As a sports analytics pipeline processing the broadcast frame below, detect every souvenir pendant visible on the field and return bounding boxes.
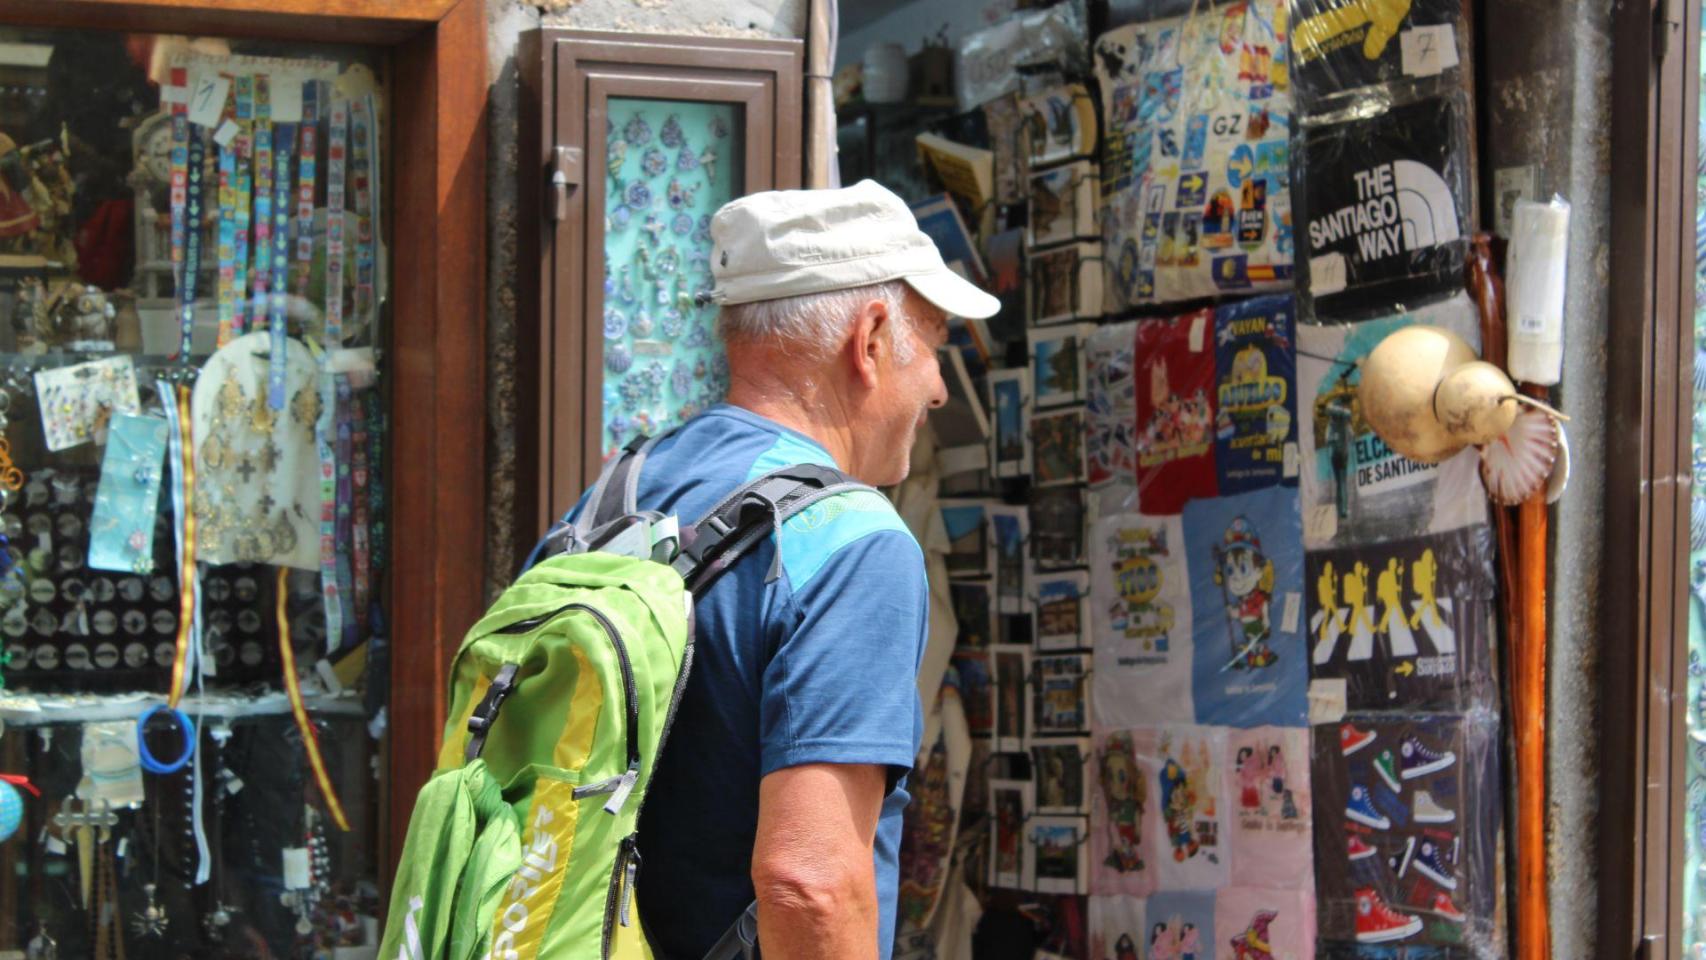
[623,113,652,147]
[660,307,685,341]
[672,212,694,237]
[607,204,632,233]
[607,139,628,181]
[631,311,654,339]
[605,341,634,375]
[708,114,729,139]
[642,146,668,178]
[656,245,680,275]
[203,903,237,942]
[618,266,636,304]
[603,308,628,340]
[131,882,168,938]
[624,180,652,211]
[660,114,685,149]
[291,386,323,427]
[643,214,667,244]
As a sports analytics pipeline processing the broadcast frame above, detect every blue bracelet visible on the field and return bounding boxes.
[136,705,196,775]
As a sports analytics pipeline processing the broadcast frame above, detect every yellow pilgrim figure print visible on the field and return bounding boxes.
[1374,557,1405,636]
[1343,561,1373,638]
[1409,548,1441,630]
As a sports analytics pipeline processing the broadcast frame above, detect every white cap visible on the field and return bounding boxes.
[708,179,1001,320]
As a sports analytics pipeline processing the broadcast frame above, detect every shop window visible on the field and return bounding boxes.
[0,27,391,956]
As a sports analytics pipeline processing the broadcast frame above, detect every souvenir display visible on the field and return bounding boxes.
[940,499,991,577]
[33,356,141,452]
[1290,0,1469,111]
[1136,310,1219,515]
[990,778,1037,889]
[989,505,1028,614]
[913,195,988,284]
[1031,815,1093,894]
[1142,891,1217,960]
[1030,485,1087,571]
[1306,525,1498,713]
[1296,295,1488,548]
[1032,736,1093,815]
[984,227,1027,340]
[1149,725,1231,891]
[1296,94,1472,318]
[1032,407,1089,487]
[1031,323,1094,408]
[1019,84,1098,168]
[1213,294,1297,494]
[1029,243,1104,326]
[87,413,169,575]
[1182,487,1308,727]
[600,99,735,454]
[950,648,996,736]
[1225,726,1313,890]
[1094,0,1295,310]
[1089,726,1162,897]
[1312,715,1500,954]
[993,645,1030,751]
[1092,513,1194,726]
[1034,570,1090,651]
[950,580,995,649]
[896,687,972,935]
[1213,887,1316,960]
[1087,895,1147,960]
[1028,161,1099,248]
[990,368,1032,477]
[1085,320,1138,490]
[956,6,1089,111]
[1031,652,1091,736]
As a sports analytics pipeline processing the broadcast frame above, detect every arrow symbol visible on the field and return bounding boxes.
[1394,661,1415,677]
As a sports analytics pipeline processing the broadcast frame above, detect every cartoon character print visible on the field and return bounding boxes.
[1213,516,1277,669]
[1099,732,1147,873]
[1139,359,1215,467]
[1234,740,1299,819]
[1148,919,1203,960]
[1109,527,1175,648]
[1229,910,1279,960]
[1160,755,1199,863]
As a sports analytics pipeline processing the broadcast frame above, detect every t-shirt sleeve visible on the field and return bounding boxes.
[759,528,929,783]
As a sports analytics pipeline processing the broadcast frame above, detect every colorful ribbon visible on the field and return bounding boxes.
[252,75,275,335]
[275,566,350,831]
[268,117,293,411]
[232,76,253,338]
[164,383,198,709]
[325,97,347,347]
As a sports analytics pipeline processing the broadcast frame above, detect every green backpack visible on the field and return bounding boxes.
[379,436,870,960]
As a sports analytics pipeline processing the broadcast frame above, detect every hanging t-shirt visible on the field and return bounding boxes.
[1087,320,1140,490]
[1224,726,1313,891]
[1183,487,1308,727]
[1136,311,1220,515]
[1296,294,1487,548]
[1291,0,1468,111]
[1305,524,1498,712]
[1089,726,1163,898]
[1143,890,1217,958]
[1151,725,1231,891]
[1212,294,1297,494]
[1297,94,1471,318]
[1092,513,1195,726]
[1311,714,1500,951]
[1088,895,1147,960]
[1214,887,1317,960]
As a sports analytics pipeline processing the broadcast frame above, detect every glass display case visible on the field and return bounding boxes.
[0,13,472,954]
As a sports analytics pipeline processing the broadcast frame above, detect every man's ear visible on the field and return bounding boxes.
[846,296,887,389]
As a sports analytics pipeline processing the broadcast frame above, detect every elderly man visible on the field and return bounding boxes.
[590,180,999,958]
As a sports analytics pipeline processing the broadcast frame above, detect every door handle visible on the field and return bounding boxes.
[550,146,583,221]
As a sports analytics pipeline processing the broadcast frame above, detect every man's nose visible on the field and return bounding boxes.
[927,370,948,409]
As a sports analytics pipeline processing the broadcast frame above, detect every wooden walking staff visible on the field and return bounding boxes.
[1468,234,1550,958]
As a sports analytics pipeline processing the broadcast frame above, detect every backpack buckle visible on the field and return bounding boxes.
[464,662,521,764]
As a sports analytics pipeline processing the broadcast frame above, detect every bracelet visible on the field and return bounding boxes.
[136,705,196,775]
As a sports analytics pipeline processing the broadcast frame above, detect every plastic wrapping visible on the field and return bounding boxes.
[1225,726,1314,890]
[1089,727,1164,897]
[1136,311,1219,515]
[1505,196,1571,386]
[1290,0,1469,113]
[1086,320,1139,489]
[1182,486,1308,726]
[87,412,170,575]
[1296,294,1489,549]
[1213,294,1299,494]
[1295,94,1472,319]
[955,2,1089,112]
[1312,714,1502,956]
[1031,485,1088,571]
[1093,0,1296,310]
[1306,524,1499,713]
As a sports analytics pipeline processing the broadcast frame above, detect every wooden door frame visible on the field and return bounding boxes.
[515,29,802,559]
[1602,0,1698,955]
[0,0,489,880]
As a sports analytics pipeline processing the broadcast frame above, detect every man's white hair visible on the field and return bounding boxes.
[716,280,917,364]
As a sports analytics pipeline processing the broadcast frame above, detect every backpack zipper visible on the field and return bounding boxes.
[601,834,641,959]
[493,603,643,809]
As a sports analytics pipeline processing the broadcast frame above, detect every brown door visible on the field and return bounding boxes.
[517,30,803,554]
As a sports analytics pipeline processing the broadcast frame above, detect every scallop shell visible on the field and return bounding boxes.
[605,342,634,375]
[1478,408,1559,506]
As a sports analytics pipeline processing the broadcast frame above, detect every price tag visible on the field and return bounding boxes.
[44,833,66,856]
[1308,679,1348,724]
[161,84,189,106]
[270,75,305,123]
[213,119,240,148]
[1282,441,1300,478]
[1188,312,1208,352]
[1400,25,1459,78]
[1310,253,1348,296]
[1282,591,1301,633]
[282,846,311,889]
[187,72,231,129]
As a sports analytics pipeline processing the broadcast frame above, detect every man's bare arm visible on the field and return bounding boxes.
[751,763,887,959]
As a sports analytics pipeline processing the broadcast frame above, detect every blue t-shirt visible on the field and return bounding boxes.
[558,405,928,959]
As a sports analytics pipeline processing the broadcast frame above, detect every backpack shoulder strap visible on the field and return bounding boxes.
[671,463,875,597]
[573,431,669,540]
